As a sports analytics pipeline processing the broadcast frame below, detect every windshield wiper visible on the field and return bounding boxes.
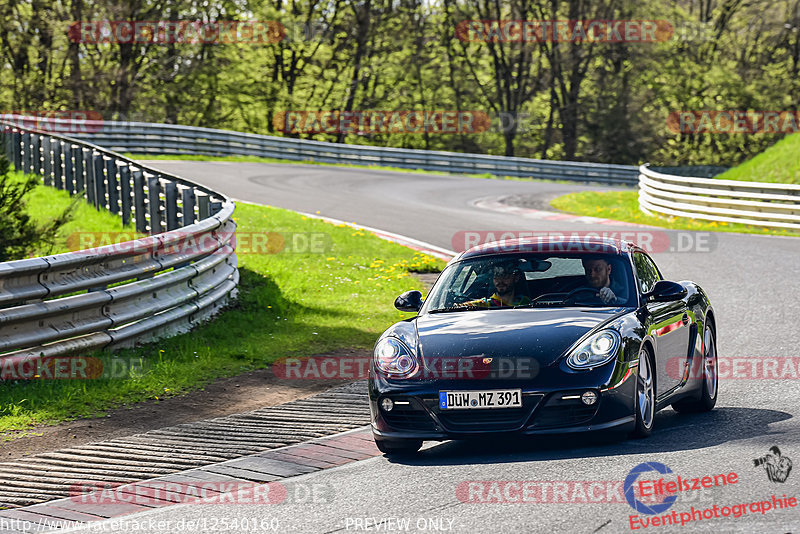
[513,301,565,308]
[429,305,501,313]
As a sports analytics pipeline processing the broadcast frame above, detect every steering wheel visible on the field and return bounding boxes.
[564,287,603,303]
[445,289,473,307]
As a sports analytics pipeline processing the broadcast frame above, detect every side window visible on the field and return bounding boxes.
[633,253,661,294]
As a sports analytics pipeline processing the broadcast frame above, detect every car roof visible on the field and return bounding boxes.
[456,236,641,261]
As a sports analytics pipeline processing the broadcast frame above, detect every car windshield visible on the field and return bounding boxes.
[423,253,637,312]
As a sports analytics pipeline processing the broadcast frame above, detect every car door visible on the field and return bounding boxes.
[633,252,691,397]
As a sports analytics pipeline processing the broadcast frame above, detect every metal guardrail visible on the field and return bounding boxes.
[70,120,640,185]
[639,164,800,229]
[0,121,238,364]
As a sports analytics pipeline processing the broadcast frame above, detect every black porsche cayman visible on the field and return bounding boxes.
[369,237,717,454]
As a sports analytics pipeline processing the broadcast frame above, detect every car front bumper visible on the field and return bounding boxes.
[369,360,638,441]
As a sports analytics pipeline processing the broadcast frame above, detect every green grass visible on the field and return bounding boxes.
[550,190,800,236]
[714,134,800,184]
[10,170,135,257]
[0,199,446,436]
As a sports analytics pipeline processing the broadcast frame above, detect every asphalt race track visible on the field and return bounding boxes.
[58,160,798,533]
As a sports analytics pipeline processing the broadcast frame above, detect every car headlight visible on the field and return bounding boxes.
[374,337,419,378]
[566,330,621,370]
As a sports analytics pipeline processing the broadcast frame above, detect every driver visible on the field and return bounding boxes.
[460,261,531,308]
[580,258,626,305]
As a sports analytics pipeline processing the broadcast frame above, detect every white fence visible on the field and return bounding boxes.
[639,164,800,230]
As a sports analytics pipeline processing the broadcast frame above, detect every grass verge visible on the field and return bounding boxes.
[9,169,134,257]
[0,199,445,436]
[550,190,800,236]
[713,134,800,184]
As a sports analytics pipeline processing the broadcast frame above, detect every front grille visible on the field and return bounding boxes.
[428,395,542,432]
[529,392,598,428]
[382,398,438,431]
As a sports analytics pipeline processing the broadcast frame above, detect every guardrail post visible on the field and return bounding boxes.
[12,131,22,172]
[105,158,120,215]
[73,146,85,194]
[181,187,196,226]
[53,140,64,190]
[42,137,52,185]
[1,128,10,163]
[147,175,162,234]
[21,132,31,174]
[64,143,74,193]
[132,170,147,233]
[84,149,95,205]
[198,194,210,220]
[119,165,132,226]
[92,154,106,210]
[31,134,41,176]
[165,182,179,230]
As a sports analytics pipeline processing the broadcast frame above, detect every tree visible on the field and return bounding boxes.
[444,0,546,157]
[0,155,76,261]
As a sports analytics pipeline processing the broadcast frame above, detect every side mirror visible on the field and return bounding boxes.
[394,290,423,312]
[645,280,687,303]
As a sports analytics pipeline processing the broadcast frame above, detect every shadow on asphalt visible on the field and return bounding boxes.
[384,407,792,466]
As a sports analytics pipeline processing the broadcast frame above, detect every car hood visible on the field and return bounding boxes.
[416,308,625,367]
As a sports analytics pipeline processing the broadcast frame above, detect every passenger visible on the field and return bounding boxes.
[460,261,531,308]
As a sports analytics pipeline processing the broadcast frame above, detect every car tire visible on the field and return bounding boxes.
[630,344,655,439]
[374,438,423,455]
[672,324,718,413]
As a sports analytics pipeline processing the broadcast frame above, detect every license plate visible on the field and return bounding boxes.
[439,389,522,410]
